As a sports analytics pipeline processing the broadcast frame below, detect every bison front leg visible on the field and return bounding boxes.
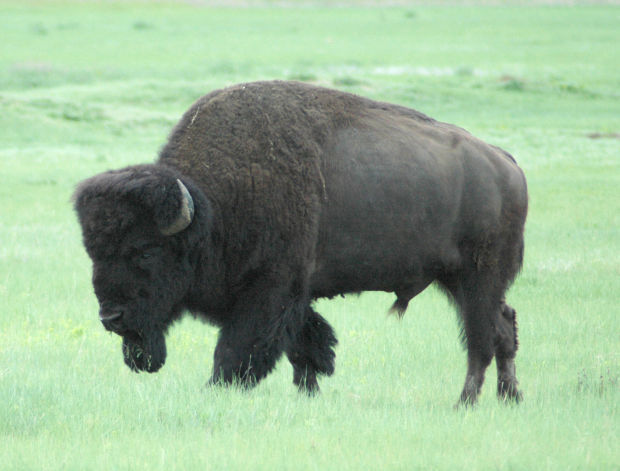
[209,279,300,388]
[495,302,522,402]
[285,306,337,394]
[211,324,282,388]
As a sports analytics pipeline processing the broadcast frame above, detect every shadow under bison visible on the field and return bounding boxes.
[74,80,527,406]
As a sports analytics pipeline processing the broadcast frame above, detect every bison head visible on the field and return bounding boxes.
[73,165,201,373]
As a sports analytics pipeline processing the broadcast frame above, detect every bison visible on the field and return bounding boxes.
[73,80,527,405]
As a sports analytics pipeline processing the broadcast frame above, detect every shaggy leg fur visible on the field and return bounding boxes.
[209,277,299,388]
[211,328,283,388]
[286,307,337,394]
[495,302,522,402]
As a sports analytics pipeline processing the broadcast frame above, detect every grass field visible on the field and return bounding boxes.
[1,1,618,469]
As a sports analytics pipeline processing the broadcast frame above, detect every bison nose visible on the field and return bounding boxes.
[99,310,124,333]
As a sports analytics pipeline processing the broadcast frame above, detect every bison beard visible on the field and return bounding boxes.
[122,330,166,373]
[73,80,527,406]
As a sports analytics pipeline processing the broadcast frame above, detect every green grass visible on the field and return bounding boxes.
[1,1,618,469]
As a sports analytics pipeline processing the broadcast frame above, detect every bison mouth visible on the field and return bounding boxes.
[122,329,166,373]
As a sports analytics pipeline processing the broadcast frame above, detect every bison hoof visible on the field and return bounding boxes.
[295,377,320,396]
[206,372,258,390]
[454,393,478,409]
[455,374,482,408]
[498,380,523,403]
[293,367,320,395]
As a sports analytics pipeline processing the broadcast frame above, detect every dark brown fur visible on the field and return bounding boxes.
[74,81,527,404]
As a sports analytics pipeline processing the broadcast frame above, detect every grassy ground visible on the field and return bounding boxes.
[1,2,618,470]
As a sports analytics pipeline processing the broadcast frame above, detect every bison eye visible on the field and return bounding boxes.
[129,246,162,267]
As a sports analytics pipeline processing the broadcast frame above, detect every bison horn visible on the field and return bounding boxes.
[160,179,194,236]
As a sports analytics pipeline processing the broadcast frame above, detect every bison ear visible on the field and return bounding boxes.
[157,179,195,236]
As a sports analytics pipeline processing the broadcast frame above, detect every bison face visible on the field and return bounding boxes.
[92,234,189,373]
[74,165,198,373]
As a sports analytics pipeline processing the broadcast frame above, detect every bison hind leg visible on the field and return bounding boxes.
[286,306,338,394]
[438,269,501,407]
[439,263,524,407]
[495,302,522,403]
